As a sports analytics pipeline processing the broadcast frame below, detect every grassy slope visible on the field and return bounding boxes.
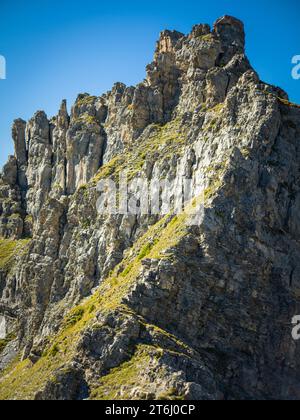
[0,208,190,399]
[0,239,30,271]
[0,115,227,400]
[92,118,187,184]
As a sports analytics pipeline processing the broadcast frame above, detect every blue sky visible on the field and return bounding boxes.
[0,0,299,167]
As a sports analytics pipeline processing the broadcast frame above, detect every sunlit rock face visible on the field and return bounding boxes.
[0,317,5,340]
[0,16,300,400]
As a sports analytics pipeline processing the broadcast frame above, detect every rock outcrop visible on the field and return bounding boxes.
[0,16,300,400]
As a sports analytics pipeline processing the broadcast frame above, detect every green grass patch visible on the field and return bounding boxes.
[90,345,159,400]
[0,239,31,271]
[0,333,16,355]
[76,95,97,107]
[199,33,214,42]
[157,388,185,401]
[63,307,85,328]
[48,344,60,358]
[138,240,158,261]
[93,118,188,185]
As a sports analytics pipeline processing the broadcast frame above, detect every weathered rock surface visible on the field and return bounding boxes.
[0,16,300,400]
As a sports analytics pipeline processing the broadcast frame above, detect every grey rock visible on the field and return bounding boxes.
[0,15,300,401]
[1,156,17,187]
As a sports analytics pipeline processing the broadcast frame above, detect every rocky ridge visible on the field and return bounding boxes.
[0,16,300,400]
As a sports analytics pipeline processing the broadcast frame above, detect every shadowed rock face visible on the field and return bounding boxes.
[0,16,300,400]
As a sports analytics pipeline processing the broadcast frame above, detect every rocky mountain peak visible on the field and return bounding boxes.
[3,16,253,216]
[156,29,185,54]
[0,16,300,400]
[213,15,245,47]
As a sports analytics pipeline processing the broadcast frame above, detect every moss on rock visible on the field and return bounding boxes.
[90,345,156,400]
[0,239,31,271]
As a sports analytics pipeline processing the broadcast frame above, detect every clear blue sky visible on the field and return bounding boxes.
[0,0,299,167]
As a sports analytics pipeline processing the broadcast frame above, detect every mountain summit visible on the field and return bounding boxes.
[0,16,300,400]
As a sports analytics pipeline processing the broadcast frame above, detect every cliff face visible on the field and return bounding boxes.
[0,16,300,400]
